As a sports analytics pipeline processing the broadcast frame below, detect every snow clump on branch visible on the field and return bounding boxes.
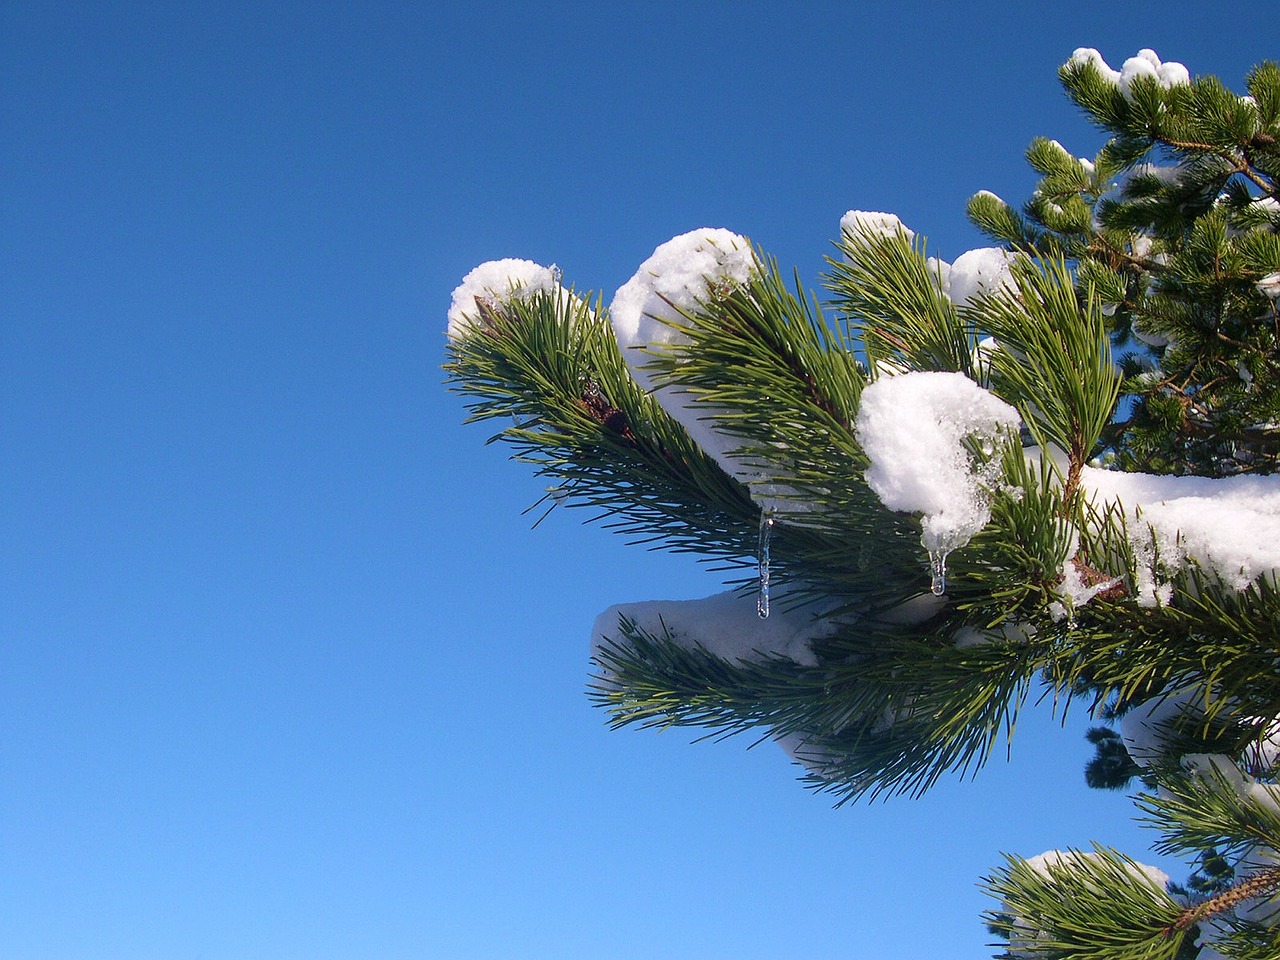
[838,210,914,247]
[609,227,757,391]
[839,209,1016,307]
[1256,271,1280,300]
[1118,688,1206,769]
[609,228,803,511]
[590,586,836,671]
[947,247,1020,307]
[1068,47,1190,93]
[1079,467,1280,606]
[999,850,1173,959]
[1121,687,1280,780]
[855,371,1020,558]
[1025,850,1171,892]
[447,259,571,340]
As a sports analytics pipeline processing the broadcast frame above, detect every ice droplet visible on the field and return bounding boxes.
[757,509,776,619]
[929,549,948,596]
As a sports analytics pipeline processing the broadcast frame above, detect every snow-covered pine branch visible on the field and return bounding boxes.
[446,45,1280,960]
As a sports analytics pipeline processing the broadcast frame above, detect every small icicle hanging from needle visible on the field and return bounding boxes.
[757,508,775,619]
[929,549,948,596]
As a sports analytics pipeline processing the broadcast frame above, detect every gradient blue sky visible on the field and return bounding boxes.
[0,3,1268,958]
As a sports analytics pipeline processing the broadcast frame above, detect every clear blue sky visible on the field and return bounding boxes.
[0,3,1267,958]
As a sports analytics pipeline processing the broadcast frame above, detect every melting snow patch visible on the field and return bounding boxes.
[856,371,1020,557]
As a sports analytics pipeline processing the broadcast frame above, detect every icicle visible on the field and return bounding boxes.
[757,509,776,619]
[929,549,948,596]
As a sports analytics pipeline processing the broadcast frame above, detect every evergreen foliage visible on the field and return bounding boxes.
[968,54,1280,477]
[445,49,1280,959]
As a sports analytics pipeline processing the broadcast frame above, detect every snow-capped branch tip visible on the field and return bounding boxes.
[838,210,915,253]
[590,587,838,672]
[446,258,571,341]
[837,208,1020,308]
[609,228,808,509]
[948,247,1021,308]
[608,227,757,389]
[1067,47,1190,94]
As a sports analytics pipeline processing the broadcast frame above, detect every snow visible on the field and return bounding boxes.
[840,210,954,297]
[447,258,569,340]
[609,229,806,511]
[836,209,1018,309]
[1069,47,1189,93]
[1173,754,1280,936]
[773,729,833,771]
[875,592,947,625]
[953,620,1035,649]
[1024,849,1170,892]
[1130,322,1171,349]
[1182,753,1254,792]
[1069,47,1116,82]
[1119,688,1204,768]
[1244,721,1280,775]
[1045,140,1095,176]
[926,256,952,297]
[1180,755,1280,832]
[1125,695,1280,793]
[589,583,923,772]
[1132,162,1183,185]
[1253,197,1280,217]
[1079,466,1280,604]
[1052,558,1121,621]
[590,586,836,669]
[999,849,1171,958]
[838,209,914,251]
[609,228,757,390]
[855,372,1020,557]
[1256,271,1280,299]
[946,247,1019,307]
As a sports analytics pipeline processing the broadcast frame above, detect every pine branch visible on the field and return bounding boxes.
[824,225,973,377]
[637,251,927,604]
[1165,869,1280,936]
[450,48,1280,960]
[1048,568,1280,727]
[444,288,759,561]
[983,846,1188,960]
[967,256,1120,500]
[1138,764,1280,863]
[591,603,1059,803]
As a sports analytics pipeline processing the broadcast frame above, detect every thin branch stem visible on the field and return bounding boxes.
[1164,868,1280,934]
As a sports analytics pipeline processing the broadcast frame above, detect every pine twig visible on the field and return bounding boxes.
[1163,867,1280,935]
